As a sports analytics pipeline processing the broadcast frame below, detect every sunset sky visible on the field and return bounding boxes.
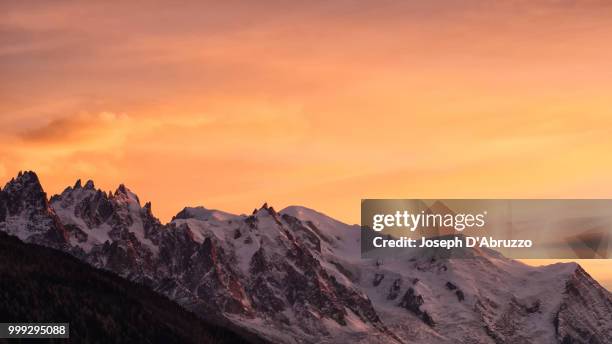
[1,1,612,287]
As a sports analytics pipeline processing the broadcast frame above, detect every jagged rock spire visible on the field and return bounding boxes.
[84,180,95,189]
[0,170,67,244]
[144,201,153,215]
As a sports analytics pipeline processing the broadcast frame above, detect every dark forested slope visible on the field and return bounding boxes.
[0,231,257,344]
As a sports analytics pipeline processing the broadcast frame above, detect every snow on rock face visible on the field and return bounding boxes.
[173,206,240,222]
[50,180,113,249]
[167,203,392,343]
[109,184,160,254]
[0,171,67,245]
[282,206,612,344]
[49,179,162,279]
[1,172,611,344]
[554,266,612,344]
[281,206,362,263]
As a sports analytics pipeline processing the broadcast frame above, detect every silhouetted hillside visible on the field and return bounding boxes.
[0,231,259,344]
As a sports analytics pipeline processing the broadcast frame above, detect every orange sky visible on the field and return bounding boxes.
[1,1,612,288]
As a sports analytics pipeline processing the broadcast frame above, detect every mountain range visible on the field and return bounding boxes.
[0,171,611,343]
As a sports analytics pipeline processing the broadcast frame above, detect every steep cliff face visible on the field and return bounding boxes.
[0,171,67,246]
[1,171,611,344]
[49,179,162,282]
[554,266,612,344]
[162,204,392,343]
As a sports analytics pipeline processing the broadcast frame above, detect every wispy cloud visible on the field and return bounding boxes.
[20,112,128,143]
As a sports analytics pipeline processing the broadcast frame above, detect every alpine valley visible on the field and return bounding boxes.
[0,171,610,343]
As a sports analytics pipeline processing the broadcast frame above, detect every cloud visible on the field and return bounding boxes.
[20,111,128,144]
[0,111,131,190]
[0,111,131,180]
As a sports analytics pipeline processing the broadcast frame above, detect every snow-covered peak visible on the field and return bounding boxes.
[282,205,358,233]
[48,179,162,257]
[70,179,95,190]
[58,177,103,196]
[173,206,240,222]
[113,184,140,205]
[1,171,49,215]
[2,170,44,194]
[0,171,66,243]
[281,205,360,252]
